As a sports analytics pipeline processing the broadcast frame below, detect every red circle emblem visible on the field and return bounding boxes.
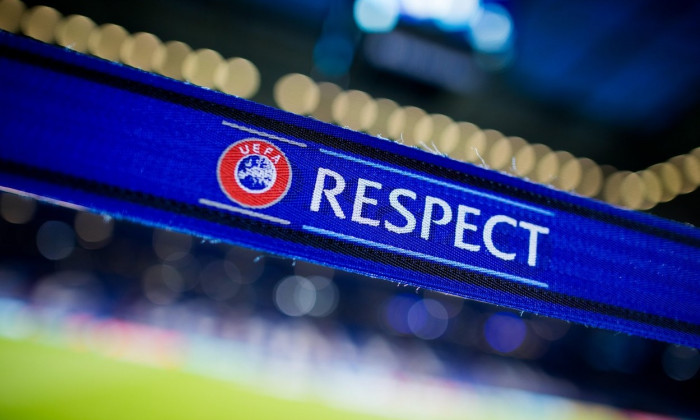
[217,138,292,208]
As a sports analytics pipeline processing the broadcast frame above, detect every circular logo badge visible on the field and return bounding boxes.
[217,138,292,208]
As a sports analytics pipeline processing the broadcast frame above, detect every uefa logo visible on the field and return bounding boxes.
[217,138,292,208]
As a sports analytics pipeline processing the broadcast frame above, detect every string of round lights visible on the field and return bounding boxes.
[1,1,261,99]
[1,0,698,210]
[272,74,699,210]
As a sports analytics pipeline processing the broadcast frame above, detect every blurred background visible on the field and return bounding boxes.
[0,0,699,418]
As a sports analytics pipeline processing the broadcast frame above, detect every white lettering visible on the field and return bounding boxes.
[352,178,382,226]
[253,143,261,153]
[310,168,346,219]
[454,205,481,251]
[384,188,417,234]
[421,196,452,240]
[483,215,517,261]
[307,169,550,268]
[238,144,250,154]
[518,221,549,267]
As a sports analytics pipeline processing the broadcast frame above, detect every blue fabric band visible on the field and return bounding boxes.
[1,32,699,347]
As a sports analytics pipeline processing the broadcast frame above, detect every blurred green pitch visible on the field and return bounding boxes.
[0,338,387,420]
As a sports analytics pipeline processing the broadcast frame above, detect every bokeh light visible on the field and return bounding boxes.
[466,3,513,54]
[462,126,488,164]
[670,154,700,194]
[502,136,527,175]
[390,106,426,145]
[36,220,75,260]
[553,151,581,192]
[483,312,527,353]
[438,121,477,161]
[662,345,700,381]
[214,57,260,98]
[354,0,400,33]
[274,73,320,115]
[650,162,682,203]
[311,81,342,122]
[407,298,449,340]
[306,275,338,317]
[120,32,162,71]
[74,211,114,248]
[54,14,95,52]
[182,48,223,88]
[88,23,129,61]
[383,294,416,334]
[0,0,25,33]
[365,98,398,137]
[435,0,481,30]
[0,193,36,224]
[620,171,645,209]
[602,170,628,206]
[152,40,192,81]
[534,150,559,184]
[414,113,453,148]
[332,89,376,131]
[143,264,183,305]
[485,133,512,170]
[274,275,316,317]
[20,5,61,43]
[574,158,603,198]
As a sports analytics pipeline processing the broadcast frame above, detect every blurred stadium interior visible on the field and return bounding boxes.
[0,0,699,418]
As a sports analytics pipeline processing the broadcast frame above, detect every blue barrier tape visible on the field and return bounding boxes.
[1,32,699,346]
